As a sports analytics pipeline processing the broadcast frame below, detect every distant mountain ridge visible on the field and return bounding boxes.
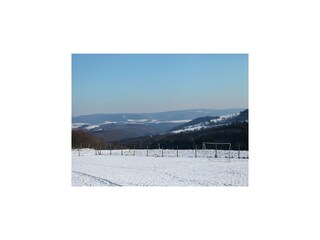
[72,108,245,124]
[171,116,219,131]
[121,121,249,150]
[72,108,248,142]
[170,109,248,134]
[118,110,249,149]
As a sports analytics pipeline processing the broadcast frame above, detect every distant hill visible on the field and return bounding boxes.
[72,108,248,144]
[120,121,249,150]
[116,109,249,150]
[233,109,248,122]
[72,108,245,124]
[88,123,174,142]
[171,116,219,131]
[170,109,248,134]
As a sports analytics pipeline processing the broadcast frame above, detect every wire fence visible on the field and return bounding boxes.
[73,148,249,159]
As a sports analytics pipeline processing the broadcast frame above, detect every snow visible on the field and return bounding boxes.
[72,112,241,131]
[72,149,248,186]
[156,120,191,123]
[171,112,242,134]
[73,119,191,127]
[103,121,116,124]
[126,119,191,124]
[84,124,100,130]
[72,123,88,129]
[127,119,150,123]
[171,123,206,133]
[210,112,240,123]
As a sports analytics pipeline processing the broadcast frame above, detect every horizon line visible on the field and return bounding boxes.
[72,107,248,118]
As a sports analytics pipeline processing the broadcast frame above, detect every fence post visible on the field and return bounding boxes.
[195,146,197,158]
[162,148,163,157]
[215,144,217,158]
[177,146,178,157]
[134,146,135,156]
[238,144,240,159]
[147,145,148,157]
[121,147,123,156]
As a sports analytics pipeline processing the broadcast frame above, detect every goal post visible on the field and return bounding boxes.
[202,142,231,159]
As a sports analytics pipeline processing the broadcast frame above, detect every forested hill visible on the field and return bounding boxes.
[171,116,219,131]
[72,109,249,150]
[120,121,248,150]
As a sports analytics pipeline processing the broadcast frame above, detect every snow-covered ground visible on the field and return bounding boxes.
[72,149,248,186]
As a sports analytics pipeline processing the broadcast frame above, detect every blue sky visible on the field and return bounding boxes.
[72,54,248,116]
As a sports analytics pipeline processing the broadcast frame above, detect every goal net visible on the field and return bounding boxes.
[202,142,231,159]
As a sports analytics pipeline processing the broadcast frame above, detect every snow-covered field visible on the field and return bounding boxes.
[72,149,248,186]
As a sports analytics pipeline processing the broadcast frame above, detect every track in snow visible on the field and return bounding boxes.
[72,171,122,186]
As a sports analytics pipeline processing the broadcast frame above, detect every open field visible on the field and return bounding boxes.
[72,149,248,186]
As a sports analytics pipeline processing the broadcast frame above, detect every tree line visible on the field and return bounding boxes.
[72,130,106,149]
[72,122,248,150]
[120,122,249,150]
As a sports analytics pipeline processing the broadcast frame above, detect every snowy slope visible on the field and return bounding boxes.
[171,112,241,134]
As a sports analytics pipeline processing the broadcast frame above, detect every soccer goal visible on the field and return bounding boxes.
[202,142,231,159]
